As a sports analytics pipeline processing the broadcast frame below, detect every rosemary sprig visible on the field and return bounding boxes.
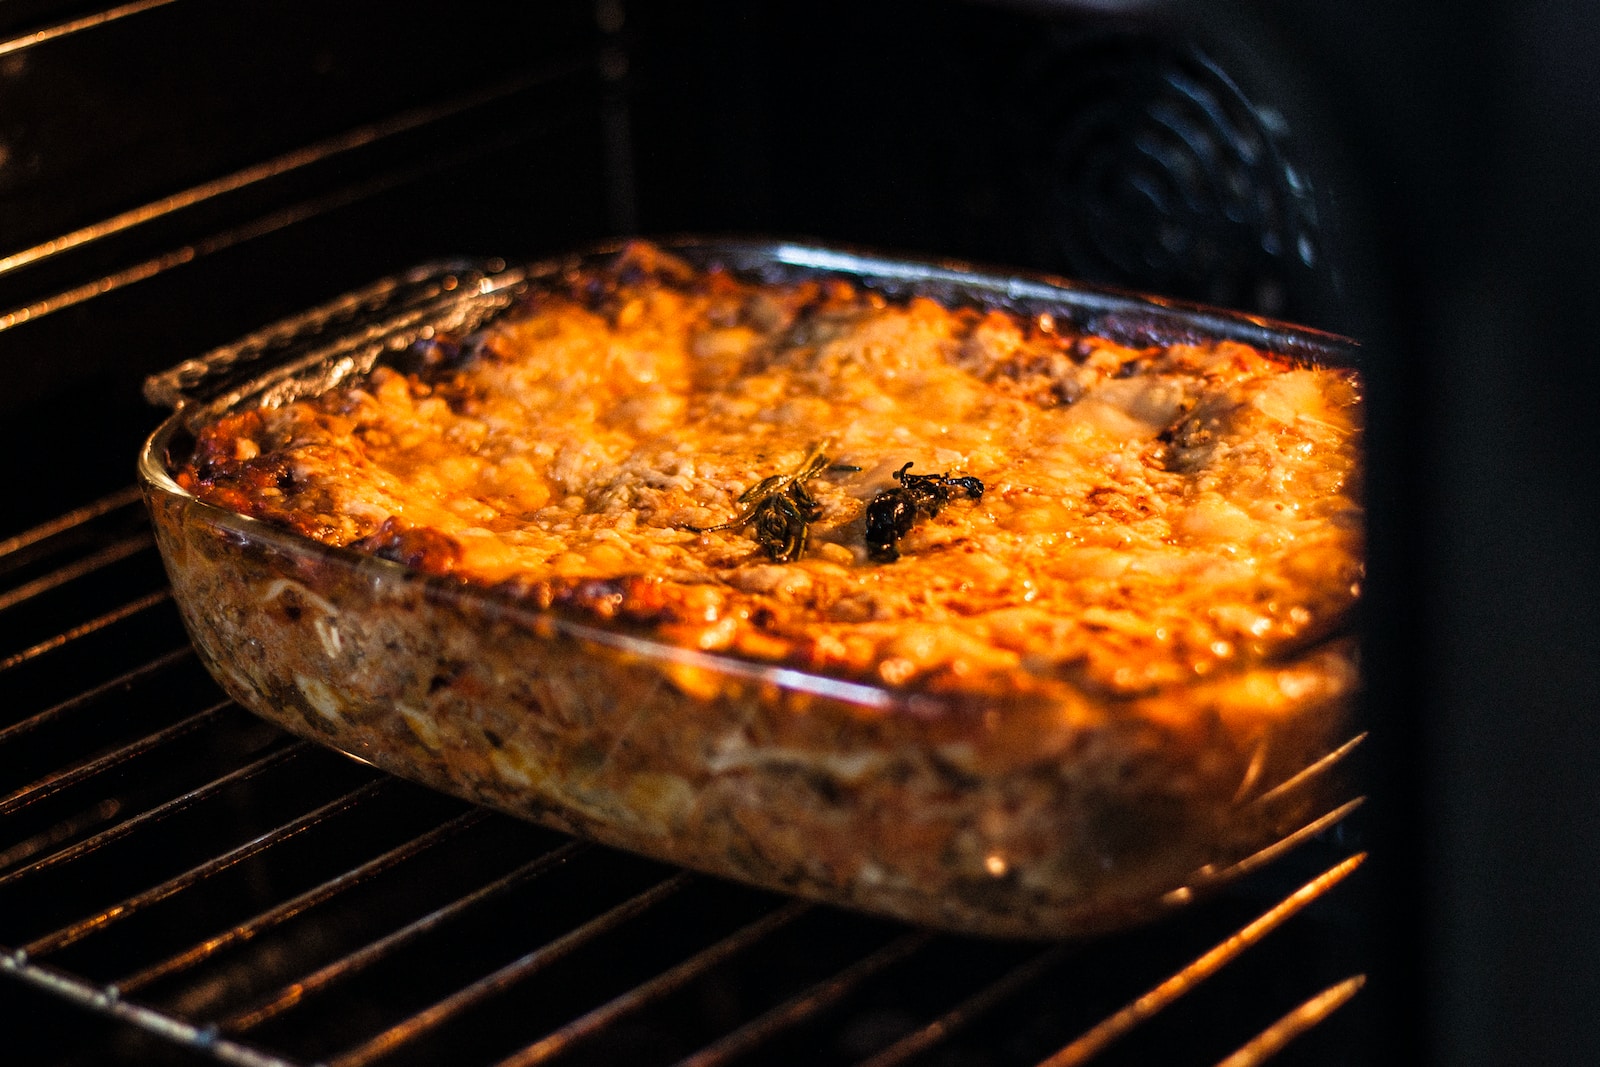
[683,441,838,562]
[864,463,985,562]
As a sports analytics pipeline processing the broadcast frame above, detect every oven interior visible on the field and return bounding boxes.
[3,1,1597,1064]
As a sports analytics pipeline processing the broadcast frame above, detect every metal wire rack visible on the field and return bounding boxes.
[0,489,1368,1066]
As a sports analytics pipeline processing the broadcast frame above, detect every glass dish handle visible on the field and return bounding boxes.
[142,258,519,415]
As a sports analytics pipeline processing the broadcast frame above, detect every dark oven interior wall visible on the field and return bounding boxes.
[626,0,1356,333]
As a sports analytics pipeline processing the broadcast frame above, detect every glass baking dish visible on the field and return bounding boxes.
[138,237,1363,938]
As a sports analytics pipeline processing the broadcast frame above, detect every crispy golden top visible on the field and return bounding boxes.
[179,243,1363,718]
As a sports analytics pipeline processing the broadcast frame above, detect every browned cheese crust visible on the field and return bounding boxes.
[162,241,1363,935]
[179,243,1362,729]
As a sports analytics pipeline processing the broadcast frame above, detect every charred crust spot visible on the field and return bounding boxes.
[350,519,462,574]
[1051,376,1085,406]
[1086,485,1154,522]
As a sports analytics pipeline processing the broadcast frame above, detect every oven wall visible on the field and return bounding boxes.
[625,0,1358,333]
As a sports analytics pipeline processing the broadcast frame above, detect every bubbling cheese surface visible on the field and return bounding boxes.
[180,244,1363,716]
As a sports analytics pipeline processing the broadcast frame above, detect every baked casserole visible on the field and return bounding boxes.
[141,239,1363,937]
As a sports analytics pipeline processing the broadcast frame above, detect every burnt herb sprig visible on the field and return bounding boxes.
[683,442,837,562]
[865,463,985,563]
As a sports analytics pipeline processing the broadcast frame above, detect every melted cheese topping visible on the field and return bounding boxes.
[180,245,1363,708]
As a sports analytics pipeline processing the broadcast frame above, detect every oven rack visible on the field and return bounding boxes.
[0,489,1368,1066]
